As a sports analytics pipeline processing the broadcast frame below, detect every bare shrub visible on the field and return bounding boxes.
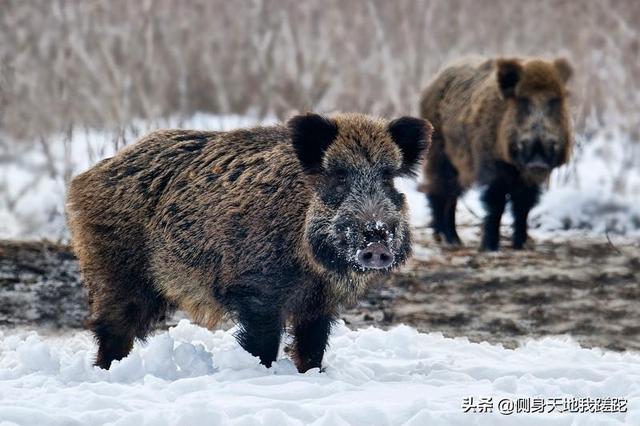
[0,0,637,142]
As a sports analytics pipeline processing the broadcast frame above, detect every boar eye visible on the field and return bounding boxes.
[547,98,561,114]
[516,97,530,114]
[330,168,349,193]
[334,169,348,182]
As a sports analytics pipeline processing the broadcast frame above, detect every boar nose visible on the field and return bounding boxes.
[524,139,550,169]
[356,243,394,269]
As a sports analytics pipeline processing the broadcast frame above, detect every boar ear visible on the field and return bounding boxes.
[496,59,523,98]
[288,113,338,174]
[388,116,433,176]
[554,57,573,84]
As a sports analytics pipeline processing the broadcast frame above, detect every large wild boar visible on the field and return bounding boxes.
[420,57,573,250]
[67,113,431,372]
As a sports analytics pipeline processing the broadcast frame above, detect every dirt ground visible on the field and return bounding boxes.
[346,225,640,352]
[1,228,639,351]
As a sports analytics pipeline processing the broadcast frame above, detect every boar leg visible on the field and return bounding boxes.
[235,306,283,368]
[442,195,462,246]
[93,319,135,370]
[429,193,462,246]
[428,193,447,242]
[510,185,541,249]
[78,227,168,369]
[291,315,334,373]
[427,154,462,246]
[90,282,169,370]
[480,182,507,251]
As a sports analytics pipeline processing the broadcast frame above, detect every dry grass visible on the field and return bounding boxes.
[0,0,638,144]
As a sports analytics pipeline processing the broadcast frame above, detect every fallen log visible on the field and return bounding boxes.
[0,240,87,328]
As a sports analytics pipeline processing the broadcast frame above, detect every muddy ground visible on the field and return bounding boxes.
[1,227,639,351]
[349,226,640,351]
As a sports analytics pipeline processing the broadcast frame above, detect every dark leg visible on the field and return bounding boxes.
[510,185,540,249]
[90,287,168,369]
[480,182,507,251]
[235,307,283,368]
[291,315,334,373]
[93,320,135,369]
[428,193,447,242]
[73,219,169,370]
[426,150,463,246]
[442,194,462,246]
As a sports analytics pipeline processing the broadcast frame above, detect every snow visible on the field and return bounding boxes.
[2,113,639,240]
[0,114,275,240]
[531,188,640,235]
[0,320,637,425]
[394,177,486,231]
[530,130,640,236]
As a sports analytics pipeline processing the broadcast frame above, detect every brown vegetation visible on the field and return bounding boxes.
[0,0,638,144]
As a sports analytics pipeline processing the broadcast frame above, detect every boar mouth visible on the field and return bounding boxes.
[355,242,395,270]
[525,160,550,175]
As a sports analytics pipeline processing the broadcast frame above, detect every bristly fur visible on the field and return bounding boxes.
[67,113,431,373]
[388,117,433,176]
[288,113,339,174]
[419,56,573,251]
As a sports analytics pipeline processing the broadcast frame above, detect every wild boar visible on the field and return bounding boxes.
[67,113,432,371]
[420,57,573,250]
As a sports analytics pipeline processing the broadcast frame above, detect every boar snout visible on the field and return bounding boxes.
[356,242,394,269]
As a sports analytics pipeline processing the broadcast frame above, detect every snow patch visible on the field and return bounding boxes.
[531,188,640,235]
[0,114,274,240]
[0,321,638,425]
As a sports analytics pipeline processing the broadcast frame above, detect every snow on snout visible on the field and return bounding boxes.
[1,321,639,425]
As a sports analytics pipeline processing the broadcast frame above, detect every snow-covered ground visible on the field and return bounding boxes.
[0,320,637,426]
[1,113,639,240]
[1,114,639,425]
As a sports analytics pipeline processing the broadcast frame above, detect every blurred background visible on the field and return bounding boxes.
[2,0,640,137]
[0,0,639,352]
[1,0,639,239]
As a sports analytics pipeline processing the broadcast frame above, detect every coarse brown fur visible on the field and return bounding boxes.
[67,113,431,372]
[420,57,573,250]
